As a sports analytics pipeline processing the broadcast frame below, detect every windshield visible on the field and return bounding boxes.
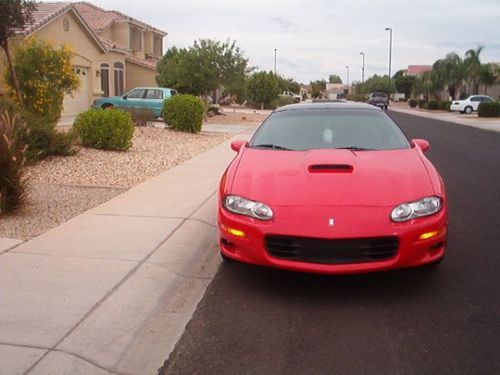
[249,109,411,151]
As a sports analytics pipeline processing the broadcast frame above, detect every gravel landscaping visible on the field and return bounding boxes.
[0,127,230,240]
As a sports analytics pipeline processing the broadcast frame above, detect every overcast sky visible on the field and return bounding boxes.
[72,0,500,84]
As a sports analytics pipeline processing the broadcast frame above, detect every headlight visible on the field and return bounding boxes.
[391,196,442,222]
[223,195,274,220]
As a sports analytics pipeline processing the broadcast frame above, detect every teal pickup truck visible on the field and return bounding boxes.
[93,87,177,118]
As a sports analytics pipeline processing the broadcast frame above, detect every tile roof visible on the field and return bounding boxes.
[74,2,167,36]
[407,65,433,75]
[20,2,72,36]
[125,55,159,70]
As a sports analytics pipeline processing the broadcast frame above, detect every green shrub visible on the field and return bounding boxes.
[21,113,75,162]
[478,101,500,118]
[122,108,155,127]
[439,101,451,111]
[418,99,427,108]
[74,109,134,150]
[427,100,440,110]
[162,95,204,133]
[408,99,418,108]
[0,106,28,214]
[269,96,296,109]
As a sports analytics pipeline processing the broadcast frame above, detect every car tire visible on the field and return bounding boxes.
[464,106,473,114]
[101,103,114,110]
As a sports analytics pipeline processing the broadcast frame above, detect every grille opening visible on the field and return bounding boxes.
[265,235,398,264]
[308,164,353,173]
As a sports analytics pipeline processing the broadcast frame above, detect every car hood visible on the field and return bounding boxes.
[230,148,435,208]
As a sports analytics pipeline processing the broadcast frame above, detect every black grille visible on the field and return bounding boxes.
[265,235,399,265]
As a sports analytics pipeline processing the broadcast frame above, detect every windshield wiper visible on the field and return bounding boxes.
[251,144,294,151]
[336,146,374,151]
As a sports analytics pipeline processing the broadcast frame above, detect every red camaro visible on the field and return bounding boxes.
[217,102,447,274]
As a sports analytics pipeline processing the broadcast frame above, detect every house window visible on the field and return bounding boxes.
[114,62,124,96]
[130,26,143,52]
[153,35,163,57]
[100,63,110,97]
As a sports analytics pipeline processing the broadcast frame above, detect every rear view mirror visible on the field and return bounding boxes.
[412,139,430,153]
[231,140,247,152]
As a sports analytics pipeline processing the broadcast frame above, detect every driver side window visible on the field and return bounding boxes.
[127,89,146,99]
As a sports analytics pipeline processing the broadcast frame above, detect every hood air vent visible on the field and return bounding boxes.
[308,164,354,173]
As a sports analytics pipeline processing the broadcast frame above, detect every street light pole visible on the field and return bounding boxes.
[359,52,365,84]
[274,48,277,75]
[345,65,349,93]
[385,27,393,96]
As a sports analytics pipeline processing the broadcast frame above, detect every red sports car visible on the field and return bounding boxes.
[217,102,447,274]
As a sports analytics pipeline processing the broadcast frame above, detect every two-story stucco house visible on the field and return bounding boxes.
[0,1,167,118]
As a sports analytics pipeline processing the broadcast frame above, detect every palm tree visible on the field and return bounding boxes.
[480,63,499,95]
[464,46,485,95]
[432,52,466,100]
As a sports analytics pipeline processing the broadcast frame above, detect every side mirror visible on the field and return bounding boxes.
[231,140,247,152]
[122,95,128,100]
[412,139,430,153]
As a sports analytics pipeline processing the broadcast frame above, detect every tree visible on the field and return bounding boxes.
[5,39,79,122]
[480,63,499,95]
[328,74,342,84]
[0,0,37,107]
[247,71,279,109]
[431,52,466,99]
[276,75,300,94]
[310,80,326,98]
[356,74,394,94]
[156,39,249,100]
[394,74,416,98]
[464,46,484,95]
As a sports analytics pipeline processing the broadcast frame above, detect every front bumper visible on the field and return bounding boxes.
[217,206,447,275]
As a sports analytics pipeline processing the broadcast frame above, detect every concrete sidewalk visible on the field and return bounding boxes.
[389,105,500,133]
[0,128,253,374]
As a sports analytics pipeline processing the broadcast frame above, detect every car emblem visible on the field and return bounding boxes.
[328,218,335,227]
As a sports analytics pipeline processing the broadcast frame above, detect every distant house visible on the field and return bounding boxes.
[405,65,433,77]
[325,83,345,99]
[0,2,167,118]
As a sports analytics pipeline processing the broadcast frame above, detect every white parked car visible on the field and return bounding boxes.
[450,95,495,114]
[279,91,301,102]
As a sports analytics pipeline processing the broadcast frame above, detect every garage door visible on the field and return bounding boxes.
[62,66,90,117]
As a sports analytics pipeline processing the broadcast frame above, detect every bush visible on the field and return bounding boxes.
[418,99,427,108]
[5,39,79,123]
[427,100,440,110]
[0,106,28,214]
[269,96,296,109]
[439,101,451,111]
[408,99,418,108]
[122,108,155,127]
[22,113,75,161]
[74,109,134,150]
[478,101,500,118]
[162,95,204,133]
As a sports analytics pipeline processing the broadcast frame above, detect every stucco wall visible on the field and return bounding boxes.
[125,61,157,90]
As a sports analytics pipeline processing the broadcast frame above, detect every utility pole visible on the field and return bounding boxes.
[360,52,365,84]
[274,48,277,75]
[385,27,393,96]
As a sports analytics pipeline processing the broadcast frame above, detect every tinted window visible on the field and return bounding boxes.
[470,97,481,102]
[482,96,493,102]
[127,89,146,99]
[250,109,410,151]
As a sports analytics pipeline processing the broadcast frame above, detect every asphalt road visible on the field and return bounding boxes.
[160,113,500,375]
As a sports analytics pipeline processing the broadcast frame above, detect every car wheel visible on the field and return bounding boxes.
[464,106,473,114]
[101,103,114,110]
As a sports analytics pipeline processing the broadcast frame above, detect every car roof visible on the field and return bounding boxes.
[275,102,381,112]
